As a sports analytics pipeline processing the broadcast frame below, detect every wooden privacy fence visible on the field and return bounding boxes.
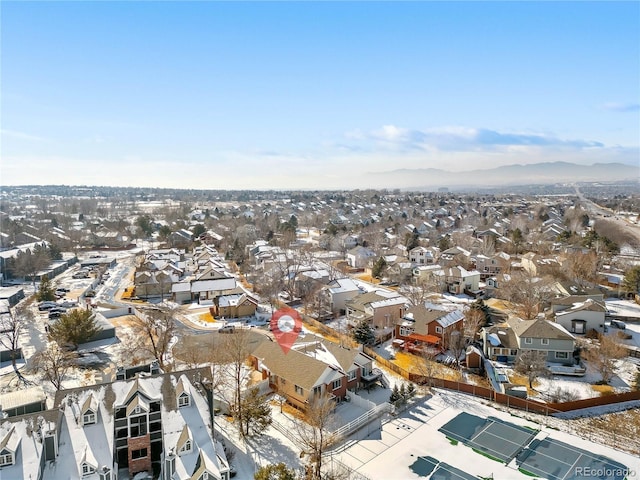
[363,347,640,415]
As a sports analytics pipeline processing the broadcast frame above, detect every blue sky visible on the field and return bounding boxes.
[2,1,639,189]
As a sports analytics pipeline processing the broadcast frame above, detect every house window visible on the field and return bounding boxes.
[83,412,96,425]
[200,472,210,480]
[129,415,148,438]
[180,440,192,454]
[99,469,111,480]
[178,393,191,407]
[348,370,357,381]
[0,453,13,467]
[132,448,148,460]
[524,338,532,345]
[294,385,304,396]
[555,352,569,359]
[541,339,549,346]
[332,378,342,391]
[510,349,518,356]
[399,326,413,337]
[313,385,322,397]
[435,326,443,334]
[82,463,95,476]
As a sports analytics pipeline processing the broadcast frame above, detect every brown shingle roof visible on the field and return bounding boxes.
[510,318,574,341]
[251,340,332,391]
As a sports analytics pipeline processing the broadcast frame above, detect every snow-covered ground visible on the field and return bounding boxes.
[334,388,640,480]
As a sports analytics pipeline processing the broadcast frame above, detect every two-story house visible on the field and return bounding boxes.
[394,305,465,353]
[482,318,576,366]
[552,296,607,334]
[408,246,436,265]
[250,337,380,411]
[345,291,407,331]
[443,266,481,296]
[323,278,362,315]
[474,252,510,280]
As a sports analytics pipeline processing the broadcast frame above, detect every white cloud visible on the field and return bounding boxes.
[0,129,46,142]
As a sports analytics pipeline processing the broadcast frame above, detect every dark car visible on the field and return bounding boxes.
[611,320,626,330]
[38,302,58,311]
[49,311,63,319]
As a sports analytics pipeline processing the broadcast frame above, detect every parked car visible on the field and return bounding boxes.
[38,302,58,311]
[218,325,236,334]
[58,301,77,309]
[611,320,626,330]
[48,311,63,319]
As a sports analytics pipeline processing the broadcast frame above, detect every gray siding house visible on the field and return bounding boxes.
[483,318,576,366]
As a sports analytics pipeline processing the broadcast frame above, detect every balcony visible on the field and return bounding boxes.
[361,368,382,382]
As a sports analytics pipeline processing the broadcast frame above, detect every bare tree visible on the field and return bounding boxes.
[463,305,486,343]
[293,392,341,480]
[565,250,600,287]
[0,304,32,386]
[13,246,51,285]
[582,335,626,384]
[413,349,440,392]
[219,328,253,438]
[400,281,428,307]
[122,306,177,371]
[30,343,77,391]
[443,329,465,368]
[515,350,548,389]
[500,270,553,320]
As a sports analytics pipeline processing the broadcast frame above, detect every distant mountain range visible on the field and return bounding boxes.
[366,162,639,190]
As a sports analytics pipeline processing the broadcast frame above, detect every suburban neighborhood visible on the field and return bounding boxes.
[1,183,640,480]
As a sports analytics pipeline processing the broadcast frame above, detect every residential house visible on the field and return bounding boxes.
[323,278,362,315]
[443,266,481,296]
[521,252,561,277]
[345,290,407,331]
[552,296,607,334]
[394,305,464,353]
[167,229,195,248]
[482,318,576,365]
[412,265,444,288]
[439,246,472,269]
[212,293,258,319]
[474,252,510,280]
[484,273,511,299]
[250,337,379,411]
[409,246,436,265]
[134,270,176,299]
[346,246,376,269]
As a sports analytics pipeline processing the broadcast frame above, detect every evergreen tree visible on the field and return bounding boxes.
[37,275,56,302]
[48,309,100,349]
[238,387,272,437]
[622,266,640,295]
[352,320,375,346]
[389,384,400,403]
[371,256,387,279]
[254,463,297,480]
